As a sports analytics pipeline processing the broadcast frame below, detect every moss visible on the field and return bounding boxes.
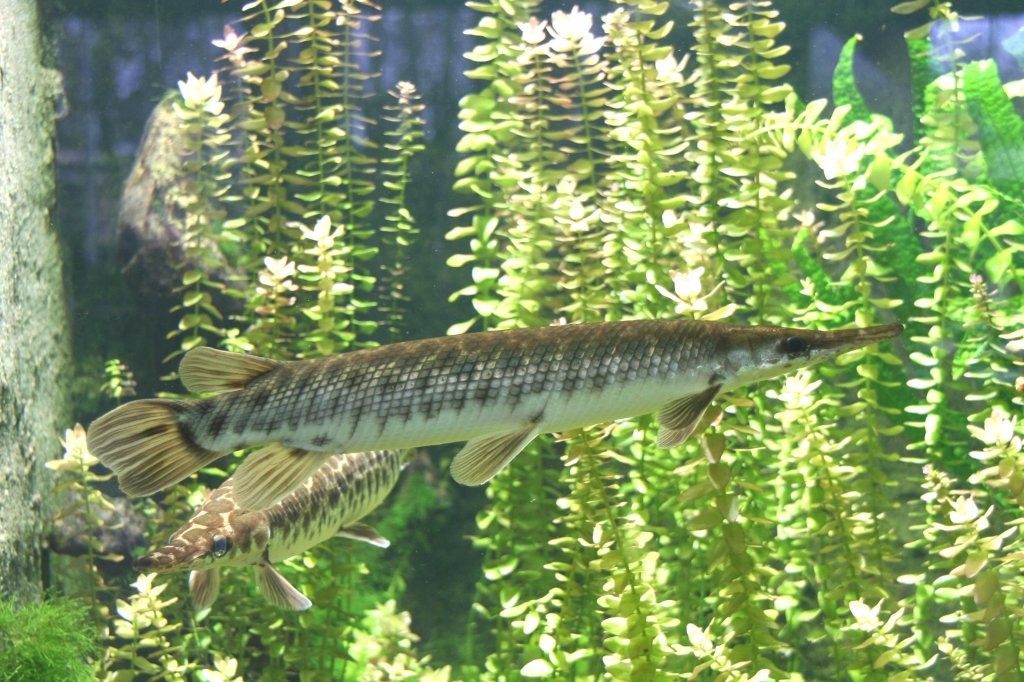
[962,59,1024,205]
[0,598,98,682]
[832,34,871,123]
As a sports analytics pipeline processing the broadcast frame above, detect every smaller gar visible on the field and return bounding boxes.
[133,449,410,610]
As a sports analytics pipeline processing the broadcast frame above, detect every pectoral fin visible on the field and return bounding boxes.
[336,522,390,549]
[657,384,721,448]
[450,426,540,486]
[232,445,335,511]
[255,562,312,610]
[188,568,221,610]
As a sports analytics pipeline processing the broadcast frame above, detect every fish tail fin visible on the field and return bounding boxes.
[189,568,221,610]
[87,399,225,496]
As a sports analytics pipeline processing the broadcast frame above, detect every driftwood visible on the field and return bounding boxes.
[48,494,147,561]
[116,91,239,302]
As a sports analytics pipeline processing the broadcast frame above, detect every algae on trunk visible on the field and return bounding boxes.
[0,0,67,605]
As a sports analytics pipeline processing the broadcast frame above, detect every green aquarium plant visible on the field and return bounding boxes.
[52,0,440,679]
[52,0,1024,679]
[0,598,98,682]
[444,0,1023,679]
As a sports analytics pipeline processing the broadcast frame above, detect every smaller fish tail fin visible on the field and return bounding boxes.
[179,346,281,395]
[87,399,225,496]
[189,568,221,610]
[231,445,335,511]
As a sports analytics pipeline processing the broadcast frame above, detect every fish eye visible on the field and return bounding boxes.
[211,535,231,558]
[780,336,810,357]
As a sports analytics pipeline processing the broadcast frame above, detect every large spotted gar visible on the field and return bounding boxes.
[134,449,409,610]
[87,319,903,509]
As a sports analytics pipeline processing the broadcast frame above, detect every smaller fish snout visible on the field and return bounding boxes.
[133,551,174,572]
[133,543,208,573]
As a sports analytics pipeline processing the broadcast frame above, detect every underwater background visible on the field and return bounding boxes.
[3,0,1024,679]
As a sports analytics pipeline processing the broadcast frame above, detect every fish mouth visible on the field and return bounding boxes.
[809,322,904,353]
[133,546,206,573]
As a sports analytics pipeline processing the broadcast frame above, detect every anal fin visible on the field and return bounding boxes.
[179,346,281,395]
[657,384,721,448]
[232,445,334,511]
[189,568,221,610]
[255,562,312,610]
[450,426,539,486]
[336,522,390,549]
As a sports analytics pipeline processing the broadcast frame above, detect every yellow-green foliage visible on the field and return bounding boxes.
[53,0,1024,679]
[48,1,442,679]
[446,0,1023,680]
[0,598,98,682]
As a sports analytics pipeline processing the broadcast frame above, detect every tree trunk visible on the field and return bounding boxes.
[0,0,67,606]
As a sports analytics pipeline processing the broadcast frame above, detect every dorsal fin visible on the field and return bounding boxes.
[179,347,281,395]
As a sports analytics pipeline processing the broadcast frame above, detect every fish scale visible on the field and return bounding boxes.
[87,318,903,509]
[263,450,398,561]
[133,449,408,610]
[184,320,714,455]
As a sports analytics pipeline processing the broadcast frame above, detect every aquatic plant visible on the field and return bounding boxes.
[349,598,452,680]
[51,0,1024,678]
[378,82,425,342]
[0,597,98,682]
[47,425,120,630]
[47,0,439,678]
[105,573,198,680]
[166,72,235,363]
[444,0,1023,679]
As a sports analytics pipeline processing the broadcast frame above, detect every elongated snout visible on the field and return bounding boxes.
[133,544,207,573]
[808,322,904,351]
[805,323,903,364]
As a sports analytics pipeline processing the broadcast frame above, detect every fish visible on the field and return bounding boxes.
[87,319,903,510]
[133,449,410,610]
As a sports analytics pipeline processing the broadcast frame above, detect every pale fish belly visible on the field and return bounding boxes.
[277,372,710,452]
[183,319,723,455]
[538,374,710,433]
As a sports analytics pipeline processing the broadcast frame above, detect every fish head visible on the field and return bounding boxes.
[718,322,903,390]
[133,507,271,574]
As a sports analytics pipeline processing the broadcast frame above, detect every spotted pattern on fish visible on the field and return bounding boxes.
[88,320,904,503]
[181,320,717,452]
[266,450,400,555]
[134,449,407,574]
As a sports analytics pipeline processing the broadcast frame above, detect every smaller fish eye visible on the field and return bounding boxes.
[211,535,231,558]
[781,336,809,357]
